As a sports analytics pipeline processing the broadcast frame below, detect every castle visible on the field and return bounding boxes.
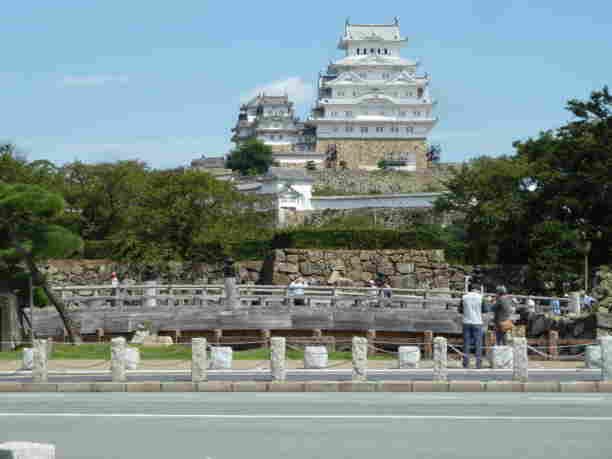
[231,18,438,171]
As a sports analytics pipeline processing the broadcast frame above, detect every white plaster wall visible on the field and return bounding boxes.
[311,193,441,210]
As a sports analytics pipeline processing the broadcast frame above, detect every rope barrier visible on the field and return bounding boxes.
[448,343,466,357]
[368,344,398,356]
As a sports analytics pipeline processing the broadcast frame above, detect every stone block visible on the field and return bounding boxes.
[397,263,415,274]
[491,346,513,369]
[57,383,95,392]
[449,381,485,392]
[267,382,305,392]
[398,346,420,369]
[21,384,57,392]
[600,336,612,380]
[197,382,232,392]
[523,382,559,393]
[0,383,22,392]
[413,381,449,392]
[585,345,602,369]
[126,382,161,392]
[210,346,233,370]
[161,382,195,392]
[559,382,598,393]
[125,347,140,370]
[304,382,338,392]
[379,381,412,392]
[304,346,328,369]
[94,382,126,392]
[597,382,612,393]
[485,381,522,392]
[21,348,33,371]
[352,336,368,382]
[0,442,55,459]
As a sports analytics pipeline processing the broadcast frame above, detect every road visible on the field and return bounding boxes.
[1,392,611,459]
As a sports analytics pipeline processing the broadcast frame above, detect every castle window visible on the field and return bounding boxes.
[279,135,283,140]
[359,72,367,79]
[356,48,360,55]
[376,127,384,133]
[333,126,339,132]
[391,127,399,133]
[337,91,345,97]
[360,126,368,133]
[406,127,414,134]
[384,48,388,54]
[345,126,354,132]
[363,48,367,54]
[399,111,406,117]
[370,48,375,54]
[377,48,381,54]
[353,90,358,96]
[414,111,421,117]
[331,111,339,117]
[382,72,390,79]
[345,111,353,117]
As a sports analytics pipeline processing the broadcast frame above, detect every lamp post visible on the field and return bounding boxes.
[574,234,592,293]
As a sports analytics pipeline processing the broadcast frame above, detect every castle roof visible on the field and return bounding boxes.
[339,19,406,48]
[331,54,416,68]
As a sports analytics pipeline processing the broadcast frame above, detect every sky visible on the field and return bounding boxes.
[1,0,611,168]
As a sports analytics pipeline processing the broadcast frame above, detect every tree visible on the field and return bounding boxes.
[226,139,274,176]
[0,183,83,343]
[514,86,612,266]
[435,155,531,263]
[115,170,274,266]
[58,160,148,241]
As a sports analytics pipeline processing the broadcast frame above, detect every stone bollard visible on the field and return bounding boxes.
[191,338,208,382]
[512,337,528,382]
[424,331,433,360]
[599,336,612,381]
[32,339,48,383]
[0,442,55,459]
[110,337,127,382]
[144,280,157,307]
[585,345,602,369]
[271,337,286,381]
[125,347,140,370]
[352,336,368,382]
[210,346,233,369]
[304,346,328,369]
[21,348,34,371]
[568,292,581,315]
[491,346,513,369]
[398,346,421,369]
[433,337,448,381]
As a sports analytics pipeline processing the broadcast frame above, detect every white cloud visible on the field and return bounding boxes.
[60,74,129,87]
[241,76,314,105]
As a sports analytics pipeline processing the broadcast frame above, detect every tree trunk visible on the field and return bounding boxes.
[24,256,80,344]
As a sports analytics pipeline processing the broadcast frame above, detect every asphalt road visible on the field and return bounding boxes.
[1,392,611,459]
[0,368,603,383]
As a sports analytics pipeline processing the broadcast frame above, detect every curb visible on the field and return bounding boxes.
[0,380,608,393]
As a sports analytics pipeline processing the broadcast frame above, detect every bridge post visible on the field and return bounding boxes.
[600,336,612,381]
[32,339,48,383]
[547,330,559,360]
[512,337,528,382]
[424,330,433,359]
[260,329,271,348]
[271,337,286,381]
[192,337,208,383]
[352,336,368,382]
[111,337,127,382]
[433,336,448,382]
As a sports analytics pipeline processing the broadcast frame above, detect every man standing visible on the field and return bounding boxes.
[460,285,484,369]
[493,286,514,345]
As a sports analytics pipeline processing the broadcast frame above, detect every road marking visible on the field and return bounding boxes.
[528,397,604,403]
[1,413,612,421]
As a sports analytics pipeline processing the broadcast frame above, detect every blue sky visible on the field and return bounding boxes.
[2,0,610,168]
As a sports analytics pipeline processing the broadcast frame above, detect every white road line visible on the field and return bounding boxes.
[1,413,612,421]
[528,397,604,402]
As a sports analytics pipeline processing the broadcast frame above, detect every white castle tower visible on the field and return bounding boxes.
[309,18,438,169]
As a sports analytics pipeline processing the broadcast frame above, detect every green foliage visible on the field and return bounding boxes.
[272,228,446,250]
[226,139,274,176]
[377,159,388,170]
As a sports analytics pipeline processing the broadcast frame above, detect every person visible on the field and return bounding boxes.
[288,277,308,306]
[459,285,485,369]
[492,285,514,345]
[551,297,561,315]
[381,281,392,299]
[526,296,536,313]
[583,293,596,312]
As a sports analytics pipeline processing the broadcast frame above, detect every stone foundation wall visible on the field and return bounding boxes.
[43,258,532,294]
[302,207,439,229]
[316,138,428,170]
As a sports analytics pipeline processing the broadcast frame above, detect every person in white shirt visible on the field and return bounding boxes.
[460,286,484,369]
[288,277,308,305]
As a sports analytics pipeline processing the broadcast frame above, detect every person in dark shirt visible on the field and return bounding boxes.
[493,285,514,345]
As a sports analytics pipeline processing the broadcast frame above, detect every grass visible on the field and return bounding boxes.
[0,344,395,361]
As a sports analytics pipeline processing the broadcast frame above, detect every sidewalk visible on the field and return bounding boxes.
[0,359,588,372]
